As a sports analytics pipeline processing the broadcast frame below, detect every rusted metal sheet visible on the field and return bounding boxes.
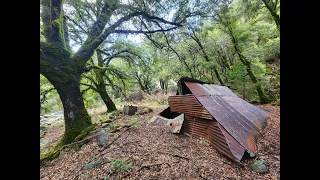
[184,82,208,96]
[168,95,212,120]
[208,84,238,97]
[222,96,269,130]
[218,124,246,161]
[185,82,239,97]
[182,115,245,162]
[202,84,224,96]
[196,95,259,153]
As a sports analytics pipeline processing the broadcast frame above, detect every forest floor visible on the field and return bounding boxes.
[40,95,280,180]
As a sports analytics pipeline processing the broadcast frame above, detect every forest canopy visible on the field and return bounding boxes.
[40,0,280,147]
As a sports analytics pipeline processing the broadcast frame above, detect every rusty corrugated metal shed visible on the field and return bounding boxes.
[161,77,270,162]
[182,115,246,162]
[184,81,270,154]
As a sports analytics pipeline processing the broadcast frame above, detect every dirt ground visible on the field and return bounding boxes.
[40,104,280,180]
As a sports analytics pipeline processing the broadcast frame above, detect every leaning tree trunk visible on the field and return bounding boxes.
[51,75,92,146]
[213,68,224,86]
[244,62,271,104]
[226,23,271,104]
[270,11,280,31]
[96,85,117,112]
[262,0,280,31]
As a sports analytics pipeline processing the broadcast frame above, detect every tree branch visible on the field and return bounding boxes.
[82,74,99,88]
[80,83,98,92]
[65,15,88,34]
[104,50,141,65]
[73,10,182,70]
[40,0,66,47]
[111,27,178,35]
[63,14,71,51]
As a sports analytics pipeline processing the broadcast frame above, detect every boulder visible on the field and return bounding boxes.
[97,130,108,147]
[251,159,268,174]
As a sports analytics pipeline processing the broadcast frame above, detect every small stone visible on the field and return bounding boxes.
[251,159,268,174]
[97,130,108,147]
[101,123,109,128]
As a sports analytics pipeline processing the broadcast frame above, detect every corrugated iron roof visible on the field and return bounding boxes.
[184,81,270,154]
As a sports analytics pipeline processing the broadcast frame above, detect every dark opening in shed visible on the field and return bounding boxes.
[159,106,181,119]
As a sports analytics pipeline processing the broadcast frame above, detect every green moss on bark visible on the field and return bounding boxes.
[74,123,97,141]
[55,108,92,149]
[40,149,60,163]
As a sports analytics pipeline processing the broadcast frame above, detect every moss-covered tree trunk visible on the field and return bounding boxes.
[50,74,92,146]
[213,68,224,86]
[224,22,271,104]
[159,79,169,94]
[244,62,271,104]
[270,10,280,31]
[94,52,118,112]
[96,86,117,112]
[95,70,117,112]
[262,0,280,31]
[190,30,224,85]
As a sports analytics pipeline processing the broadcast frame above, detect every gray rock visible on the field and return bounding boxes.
[44,114,51,118]
[97,130,108,147]
[101,123,109,128]
[82,160,102,170]
[251,159,268,174]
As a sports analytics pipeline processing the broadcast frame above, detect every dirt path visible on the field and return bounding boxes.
[40,105,280,180]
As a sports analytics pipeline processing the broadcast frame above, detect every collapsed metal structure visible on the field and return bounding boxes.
[161,77,270,162]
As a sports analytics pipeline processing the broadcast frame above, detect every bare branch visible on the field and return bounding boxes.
[73,10,183,69]
[83,0,97,21]
[104,50,140,65]
[65,15,88,34]
[82,74,99,88]
[111,27,178,34]
[80,83,98,92]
